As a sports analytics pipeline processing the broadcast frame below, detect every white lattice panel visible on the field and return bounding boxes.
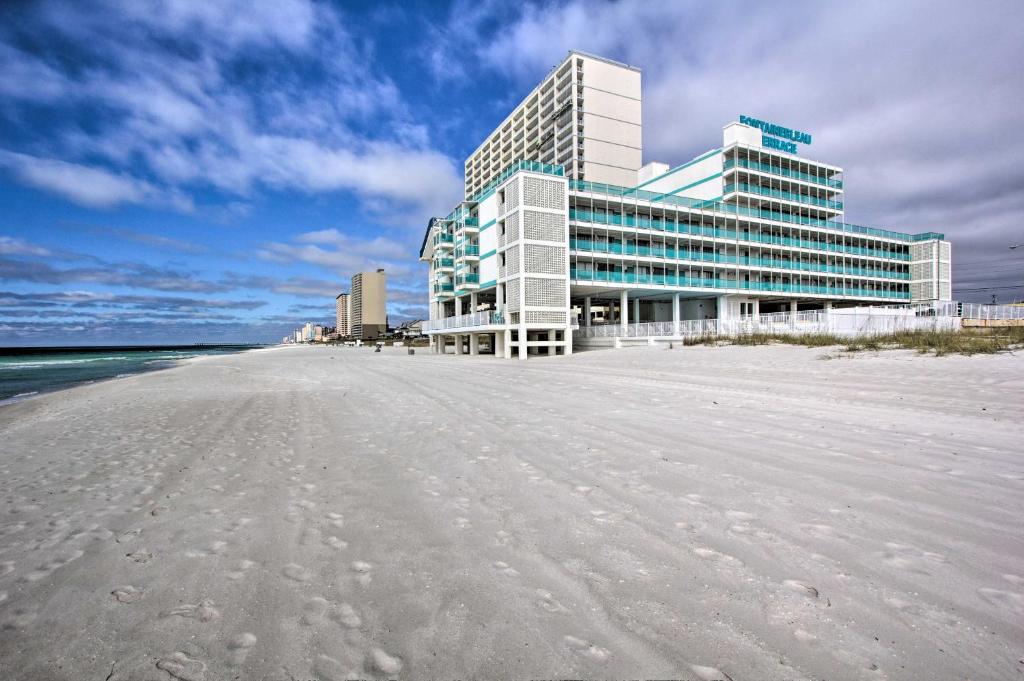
[523,210,564,242]
[504,213,520,243]
[524,277,566,307]
[524,244,565,274]
[524,311,566,324]
[523,177,564,209]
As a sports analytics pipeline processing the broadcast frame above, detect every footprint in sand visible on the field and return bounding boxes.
[115,528,142,543]
[494,530,512,546]
[453,517,472,529]
[334,602,361,629]
[156,651,206,680]
[367,648,403,675]
[160,599,220,622]
[283,563,312,582]
[564,635,609,661]
[300,527,322,546]
[227,559,256,581]
[227,633,257,667]
[126,549,153,564]
[782,580,820,599]
[301,596,330,625]
[492,561,520,577]
[351,561,373,586]
[324,536,348,550]
[326,512,344,528]
[111,585,144,603]
[690,664,734,681]
[536,589,569,613]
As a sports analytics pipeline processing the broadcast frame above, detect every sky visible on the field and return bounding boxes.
[1,0,1022,345]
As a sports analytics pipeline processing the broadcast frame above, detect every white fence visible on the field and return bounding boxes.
[576,306,963,340]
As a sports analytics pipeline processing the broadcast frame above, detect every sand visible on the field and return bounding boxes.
[0,343,1021,680]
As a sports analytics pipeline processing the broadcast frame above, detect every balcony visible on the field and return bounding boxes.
[724,158,843,189]
[455,217,480,236]
[724,182,844,210]
[456,272,480,289]
[432,257,454,272]
[422,310,505,332]
[432,281,454,298]
[432,232,454,250]
[455,244,480,260]
[568,269,909,300]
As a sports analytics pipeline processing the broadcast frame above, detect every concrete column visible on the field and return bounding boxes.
[470,292,478,312]
[503,329,513,359]
[518,328,528,360]
[454,296,463,317]
[494,332,504,358]
[621,290,629,333]
[672,292,681,335]
[565,326,573,355]
[789,300,798,314]
[824,301,833,310]
[583,296,592,327]
[633,297,640,324]
[469,333,479,355]
[454,334,463,355]
[548,330,556,356]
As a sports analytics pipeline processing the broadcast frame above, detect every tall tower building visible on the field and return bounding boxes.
[463,51,642,198]
[351,269,387,339]
[335,292,351,337]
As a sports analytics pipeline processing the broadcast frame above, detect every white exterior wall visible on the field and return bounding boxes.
[477,193,500,286]
[634,153,724,200]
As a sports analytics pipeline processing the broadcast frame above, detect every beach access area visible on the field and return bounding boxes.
[0,344,1021,680]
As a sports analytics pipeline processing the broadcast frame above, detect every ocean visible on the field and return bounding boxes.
[0,345,261,403]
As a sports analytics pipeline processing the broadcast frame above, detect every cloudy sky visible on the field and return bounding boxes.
[1,0,1021,345]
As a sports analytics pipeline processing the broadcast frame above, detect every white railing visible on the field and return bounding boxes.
[575,306,963,339]
[958,303,1024,320]
[422,311,505,332]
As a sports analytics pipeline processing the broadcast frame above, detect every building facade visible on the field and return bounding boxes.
[463,51,641,198]
[351,269,387,340]
[335,292,351,337]
[421,54,952,359]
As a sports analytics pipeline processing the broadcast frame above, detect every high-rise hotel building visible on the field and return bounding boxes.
[420,51,952,359]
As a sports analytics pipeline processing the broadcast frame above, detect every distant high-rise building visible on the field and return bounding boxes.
[335,292,351,337]
[351,269,387,339]
[303,321,314,342]
[294,329,302,344]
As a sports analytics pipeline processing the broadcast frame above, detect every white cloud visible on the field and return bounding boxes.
[0,150,194,211]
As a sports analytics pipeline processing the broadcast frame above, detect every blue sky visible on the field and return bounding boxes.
[1,0,1022,345]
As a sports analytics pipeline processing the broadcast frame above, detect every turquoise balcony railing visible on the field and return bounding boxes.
[569,268,909,299]
[433,257,454,268]
[468,160,565,203]
[724,182,843,210]
[456,273,480,285]
[568,239,911,279]
[569,180,941,243]
[724,158,843,189]
[568,209,911,261]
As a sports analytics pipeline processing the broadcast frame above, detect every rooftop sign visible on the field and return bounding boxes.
[740,115,812,154]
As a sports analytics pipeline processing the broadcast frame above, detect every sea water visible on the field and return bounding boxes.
[0,345,259,403]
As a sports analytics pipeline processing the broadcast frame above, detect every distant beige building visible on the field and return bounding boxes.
[335,292,351,337]
[351,269,387,339]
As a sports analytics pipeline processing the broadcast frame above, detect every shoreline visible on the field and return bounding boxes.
[0,344,271,407]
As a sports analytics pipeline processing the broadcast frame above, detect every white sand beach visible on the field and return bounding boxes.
[0,344,1022,680]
